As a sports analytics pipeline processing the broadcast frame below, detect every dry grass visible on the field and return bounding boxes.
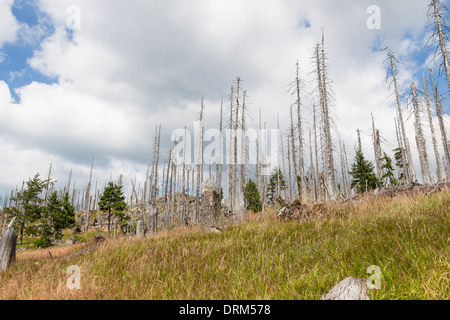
[0,190,448,300]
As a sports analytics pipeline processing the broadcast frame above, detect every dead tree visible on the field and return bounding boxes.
[315,36,337,200]
[423,73,443,182]
[227,86,234,211]
[411,82,432,184]
[371,114,384,180]
[384,49,417,183]
[195,98,205,224]
[291,61,307,200]
[430,69,450,178]
[427,0,450,94]
[84,159,94,231]
[0,218,17,273]
[289,103,299,198]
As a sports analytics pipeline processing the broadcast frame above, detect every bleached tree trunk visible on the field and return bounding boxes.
[216,98,223,192]
[227,86,234,211]
[234,78,240,205]
[429,70,450,179]
[310,129,318,202]
[240,91,247,194]
[84,159,94,232]
[394,117,408,183]
[289,104,299,199]
[287,133,293,201]
[356,128,362,153]
[388,52,416,183]
[313,102,322,202]
[371,114,384,180]
[280,126,288,200]
[316,38,337,200]
[412,82,432,185]
[430,0,450,94]
[0,218,17,273]
[423,73,443,182]
[294,61,306,200]
[195,98,205,224]
[153,125,161,203]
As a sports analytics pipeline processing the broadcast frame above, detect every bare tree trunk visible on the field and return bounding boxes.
[430,70,450,179]
[216,98,223,193]
[411,82,432,185]
[240,91,247,194]
[84,159,94,231]
[371,114,384,180]
[316,38,336,200]
[287,133,293,202]
[233,78,240,207]
[227,86,234,211]
[423,73,443,182]
[388,51,416,183]
[293,61,306,200]
[195,98,205,224]
[430,0,450,94]
[310,129,318,202]
[0,219,17,273]
[313,102,321,202]
[290,104,299,199]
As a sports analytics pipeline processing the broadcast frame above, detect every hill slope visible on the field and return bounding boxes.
[0,190,449,300]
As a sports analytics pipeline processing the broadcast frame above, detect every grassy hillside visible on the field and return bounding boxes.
[0,190,449,300]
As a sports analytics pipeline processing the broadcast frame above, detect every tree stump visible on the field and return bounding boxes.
[0,218,18,273]
[322,277,371,300]
[201,187,222,233]
[136,217,147,238]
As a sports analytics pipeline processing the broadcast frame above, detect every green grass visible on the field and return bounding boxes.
[0,190,448,299]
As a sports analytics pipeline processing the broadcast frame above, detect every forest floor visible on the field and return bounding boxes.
[0,189,449,299]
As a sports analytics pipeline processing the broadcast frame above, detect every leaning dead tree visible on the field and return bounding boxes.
[411,82,432,185]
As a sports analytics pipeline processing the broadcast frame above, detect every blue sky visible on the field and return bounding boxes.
[0,0,56,102]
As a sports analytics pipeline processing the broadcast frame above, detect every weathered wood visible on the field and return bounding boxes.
[136,216,147,238]
[0,218,18,273]
[200,184,222,233]
[322,277,370,300]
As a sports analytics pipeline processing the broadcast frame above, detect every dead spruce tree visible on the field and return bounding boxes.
[227,86,234,211]
[289,103,299,198]
[314,35,337,200]
[195,98,205,224]
[384,49,417,183]
[290,61,307,200]
[371,114,384,180]
[84,159,94,232]
[429,69,450,178]
[423,73,443,181]
[427,0,450,94]
[411,82,432,184]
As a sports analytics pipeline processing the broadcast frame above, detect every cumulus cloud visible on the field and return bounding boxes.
[0,0,448,196]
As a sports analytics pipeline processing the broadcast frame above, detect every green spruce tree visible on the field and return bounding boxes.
[243,180,262,213]
[266,167,286,203]
[98,182,127,236]
[349,150,381,194]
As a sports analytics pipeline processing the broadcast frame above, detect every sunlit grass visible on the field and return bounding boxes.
[0,190,448,300]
